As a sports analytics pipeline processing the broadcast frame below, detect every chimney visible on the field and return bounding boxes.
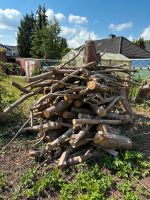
[109,34,116,39]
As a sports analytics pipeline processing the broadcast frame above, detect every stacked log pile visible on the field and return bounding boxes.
[1,41,136,167]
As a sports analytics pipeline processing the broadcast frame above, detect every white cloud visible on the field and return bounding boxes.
[61,26,77,37]
[109,22,133,31]
[141,25,150,40]
[67,28,98,48]
[128,34,134,41]
[0,33,17,45]
[46,9,65,22]
[55,13,65,21]
[68,14,88,24]
[0,8,22,30]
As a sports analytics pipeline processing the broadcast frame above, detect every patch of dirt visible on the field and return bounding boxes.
[0,105,150,199]
[0,140,36,199]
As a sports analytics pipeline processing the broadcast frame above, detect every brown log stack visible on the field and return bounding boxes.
[1,41,135,168]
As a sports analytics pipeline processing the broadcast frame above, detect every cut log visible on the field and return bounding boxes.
[58,146,72,166]
[62,111,77,119]
[44,130,63,142]
[43,100,72,118]
[94,131,132,149]
[58,150,103,168]
[3,88,43,116]
[64,94,81,101]
[78,113,95,119]
[71,107,94,115]
[51,69,80,92]
[32,101,51,111]
[120,87,133,120]
[97,124,121,135]
[22,121,62,132]
[33,111,43,118]
[11,81,30,94]
[135,81,150,103]
[105,112,131,122]
[87,81,111,92]
[93,96,124,117]
[36,87,86,105]
[74,100,83,108]
[25,71,53,83]
[74,125,92,144]
[72,118,131,126]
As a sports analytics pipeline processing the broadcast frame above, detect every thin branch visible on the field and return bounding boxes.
[1,118,30,153]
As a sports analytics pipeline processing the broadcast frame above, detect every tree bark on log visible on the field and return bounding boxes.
[3,88,43,116]
[93,96,124,117]
[72,118,131,126]
[25,71,53,83]
[43,100,72,118]
[64,94,81,101]
[94,131,132,149]
[120,87,133,120]
[22,121,62,132]
[71,125,92,144]
[105,112,131,122]
[97,124,121,135]
[62,111,77,119]
[11,81,30,94]
[71,107,94,115]
[58,150,103,168]
[58,146,72,166]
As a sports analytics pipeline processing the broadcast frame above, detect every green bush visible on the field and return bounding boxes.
[0,68,6,108]
[32,65,43,76]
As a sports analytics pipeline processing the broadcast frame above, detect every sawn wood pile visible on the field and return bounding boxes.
[1,42,137,167]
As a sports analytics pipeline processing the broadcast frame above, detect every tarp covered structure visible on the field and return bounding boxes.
[61,49,131,68]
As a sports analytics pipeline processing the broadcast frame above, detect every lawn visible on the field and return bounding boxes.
[0,74,150,200]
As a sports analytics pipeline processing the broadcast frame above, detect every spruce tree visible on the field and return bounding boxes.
[17,13,35,57]
[30,5,48,58]
[134,37,146,50]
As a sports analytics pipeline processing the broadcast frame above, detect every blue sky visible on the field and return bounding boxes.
[0,0,150,47]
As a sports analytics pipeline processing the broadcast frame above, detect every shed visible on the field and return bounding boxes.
[61,49,131,68]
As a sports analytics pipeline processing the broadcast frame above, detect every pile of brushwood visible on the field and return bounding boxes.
[1,41,137,167]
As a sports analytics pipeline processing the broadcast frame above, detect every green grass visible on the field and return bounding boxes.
[0,75,37,117]
[0,75,34,146]
[11,151,150,200]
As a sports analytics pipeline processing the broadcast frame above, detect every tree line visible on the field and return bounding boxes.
[17,5,69,59]
[133,37,150,50]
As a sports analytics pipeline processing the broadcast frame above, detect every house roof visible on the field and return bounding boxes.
[5,45,18,55]
[0,43,18,54]
[0,43,10,51]
[145,42,150,52]
[76,36,150,59]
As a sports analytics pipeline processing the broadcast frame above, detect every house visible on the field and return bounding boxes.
[0,43,18,62]
[16,58,58,77]
[62,35,150,68]
[81,35,150,59]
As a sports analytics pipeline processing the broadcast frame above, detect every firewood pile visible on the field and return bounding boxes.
[1,41,136,167]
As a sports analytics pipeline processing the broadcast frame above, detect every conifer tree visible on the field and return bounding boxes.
[17,13,35,57]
